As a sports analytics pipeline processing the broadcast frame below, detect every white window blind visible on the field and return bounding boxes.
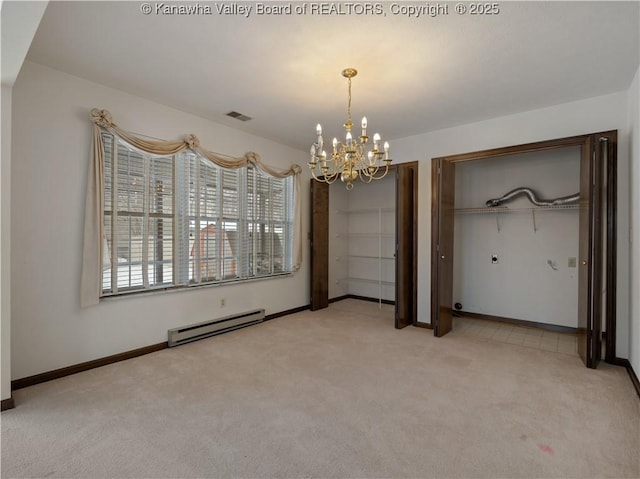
[102,134,295,296]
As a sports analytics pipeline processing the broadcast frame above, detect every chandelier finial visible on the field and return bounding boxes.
[309,68,391,189]
[341,68,358,79]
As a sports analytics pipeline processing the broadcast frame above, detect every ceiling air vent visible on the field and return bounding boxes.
[226,111,252,122]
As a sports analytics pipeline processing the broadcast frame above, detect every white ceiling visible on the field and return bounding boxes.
[26,1,640,151]
[0,0,48,85]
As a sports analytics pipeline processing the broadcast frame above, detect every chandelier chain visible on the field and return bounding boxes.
[347,77,352,127]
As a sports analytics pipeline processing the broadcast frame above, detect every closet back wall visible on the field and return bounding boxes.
[453,148,580,328]
[329,184,348,300]
[328,175,396,302]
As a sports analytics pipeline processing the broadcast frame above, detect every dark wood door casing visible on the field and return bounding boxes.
[309,180,329,311]
[395,162,419,328]
[587,135,604,368]
[603,132,617,362]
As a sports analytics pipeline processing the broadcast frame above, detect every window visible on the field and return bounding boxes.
[102,134,295,296]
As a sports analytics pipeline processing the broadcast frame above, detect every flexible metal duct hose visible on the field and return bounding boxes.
[486,187,579,207]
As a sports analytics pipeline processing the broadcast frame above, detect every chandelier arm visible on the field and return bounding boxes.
[310,163,341,184]
[359,165,377,180]
[358,173,374,184]
[321,169,340,184]
[363,165,390,181]
[309,168,322,182]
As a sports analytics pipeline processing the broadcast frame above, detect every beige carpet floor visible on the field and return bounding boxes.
[1,299,639,478]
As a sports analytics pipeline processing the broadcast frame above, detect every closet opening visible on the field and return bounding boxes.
[430,132,617,369]
[310,162,418,329]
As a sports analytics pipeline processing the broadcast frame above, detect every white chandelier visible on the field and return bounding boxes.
[309,68,391,189]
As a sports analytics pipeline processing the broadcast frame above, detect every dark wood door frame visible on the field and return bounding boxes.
[603,134,617,363]
[309,180,329,311]
[395,162,419,328]
[430,131,617,366]
[309,162,419,328]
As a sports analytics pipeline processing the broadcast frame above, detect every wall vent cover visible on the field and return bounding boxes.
[226,111,252,122]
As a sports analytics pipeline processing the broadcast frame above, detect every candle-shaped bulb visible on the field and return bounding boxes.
[367,151,374,164]
[373,133,380,149]
[346,132,352,143]
[316,124,322,136]
[384,141,390,159]
[332,137,338,153]
[361,117,367,129]
[321,150,327,161]
[310,145,316,157]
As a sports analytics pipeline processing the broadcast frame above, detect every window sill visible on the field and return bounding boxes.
[99,272,295,302]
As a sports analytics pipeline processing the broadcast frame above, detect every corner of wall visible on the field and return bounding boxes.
[628,65,640,376]
[1,85,13,401]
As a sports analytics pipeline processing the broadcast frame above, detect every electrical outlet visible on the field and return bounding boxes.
[568,257,577,268]
[491,254,498,264]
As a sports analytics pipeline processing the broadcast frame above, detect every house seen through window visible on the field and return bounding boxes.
[101,133,295,295]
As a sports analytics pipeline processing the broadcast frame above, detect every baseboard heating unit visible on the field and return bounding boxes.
[168,309,265,347]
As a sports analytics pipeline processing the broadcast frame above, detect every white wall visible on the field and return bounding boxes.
[629,66,640,375]
[11,61,310,380]
[453,148,580,327]
[391,90,631,358]
[1,85,12,401]
[1,0,48,403]
[9,59,638,383]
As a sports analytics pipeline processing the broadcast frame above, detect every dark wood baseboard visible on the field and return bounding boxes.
[329,295,350,304]
[11,342,168,391]
[264,305,310,321]
[11,305,312,392]
[613,358,640,399]
[10,299,400,393]
[455,310,578,334]
[1,396,15,411]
